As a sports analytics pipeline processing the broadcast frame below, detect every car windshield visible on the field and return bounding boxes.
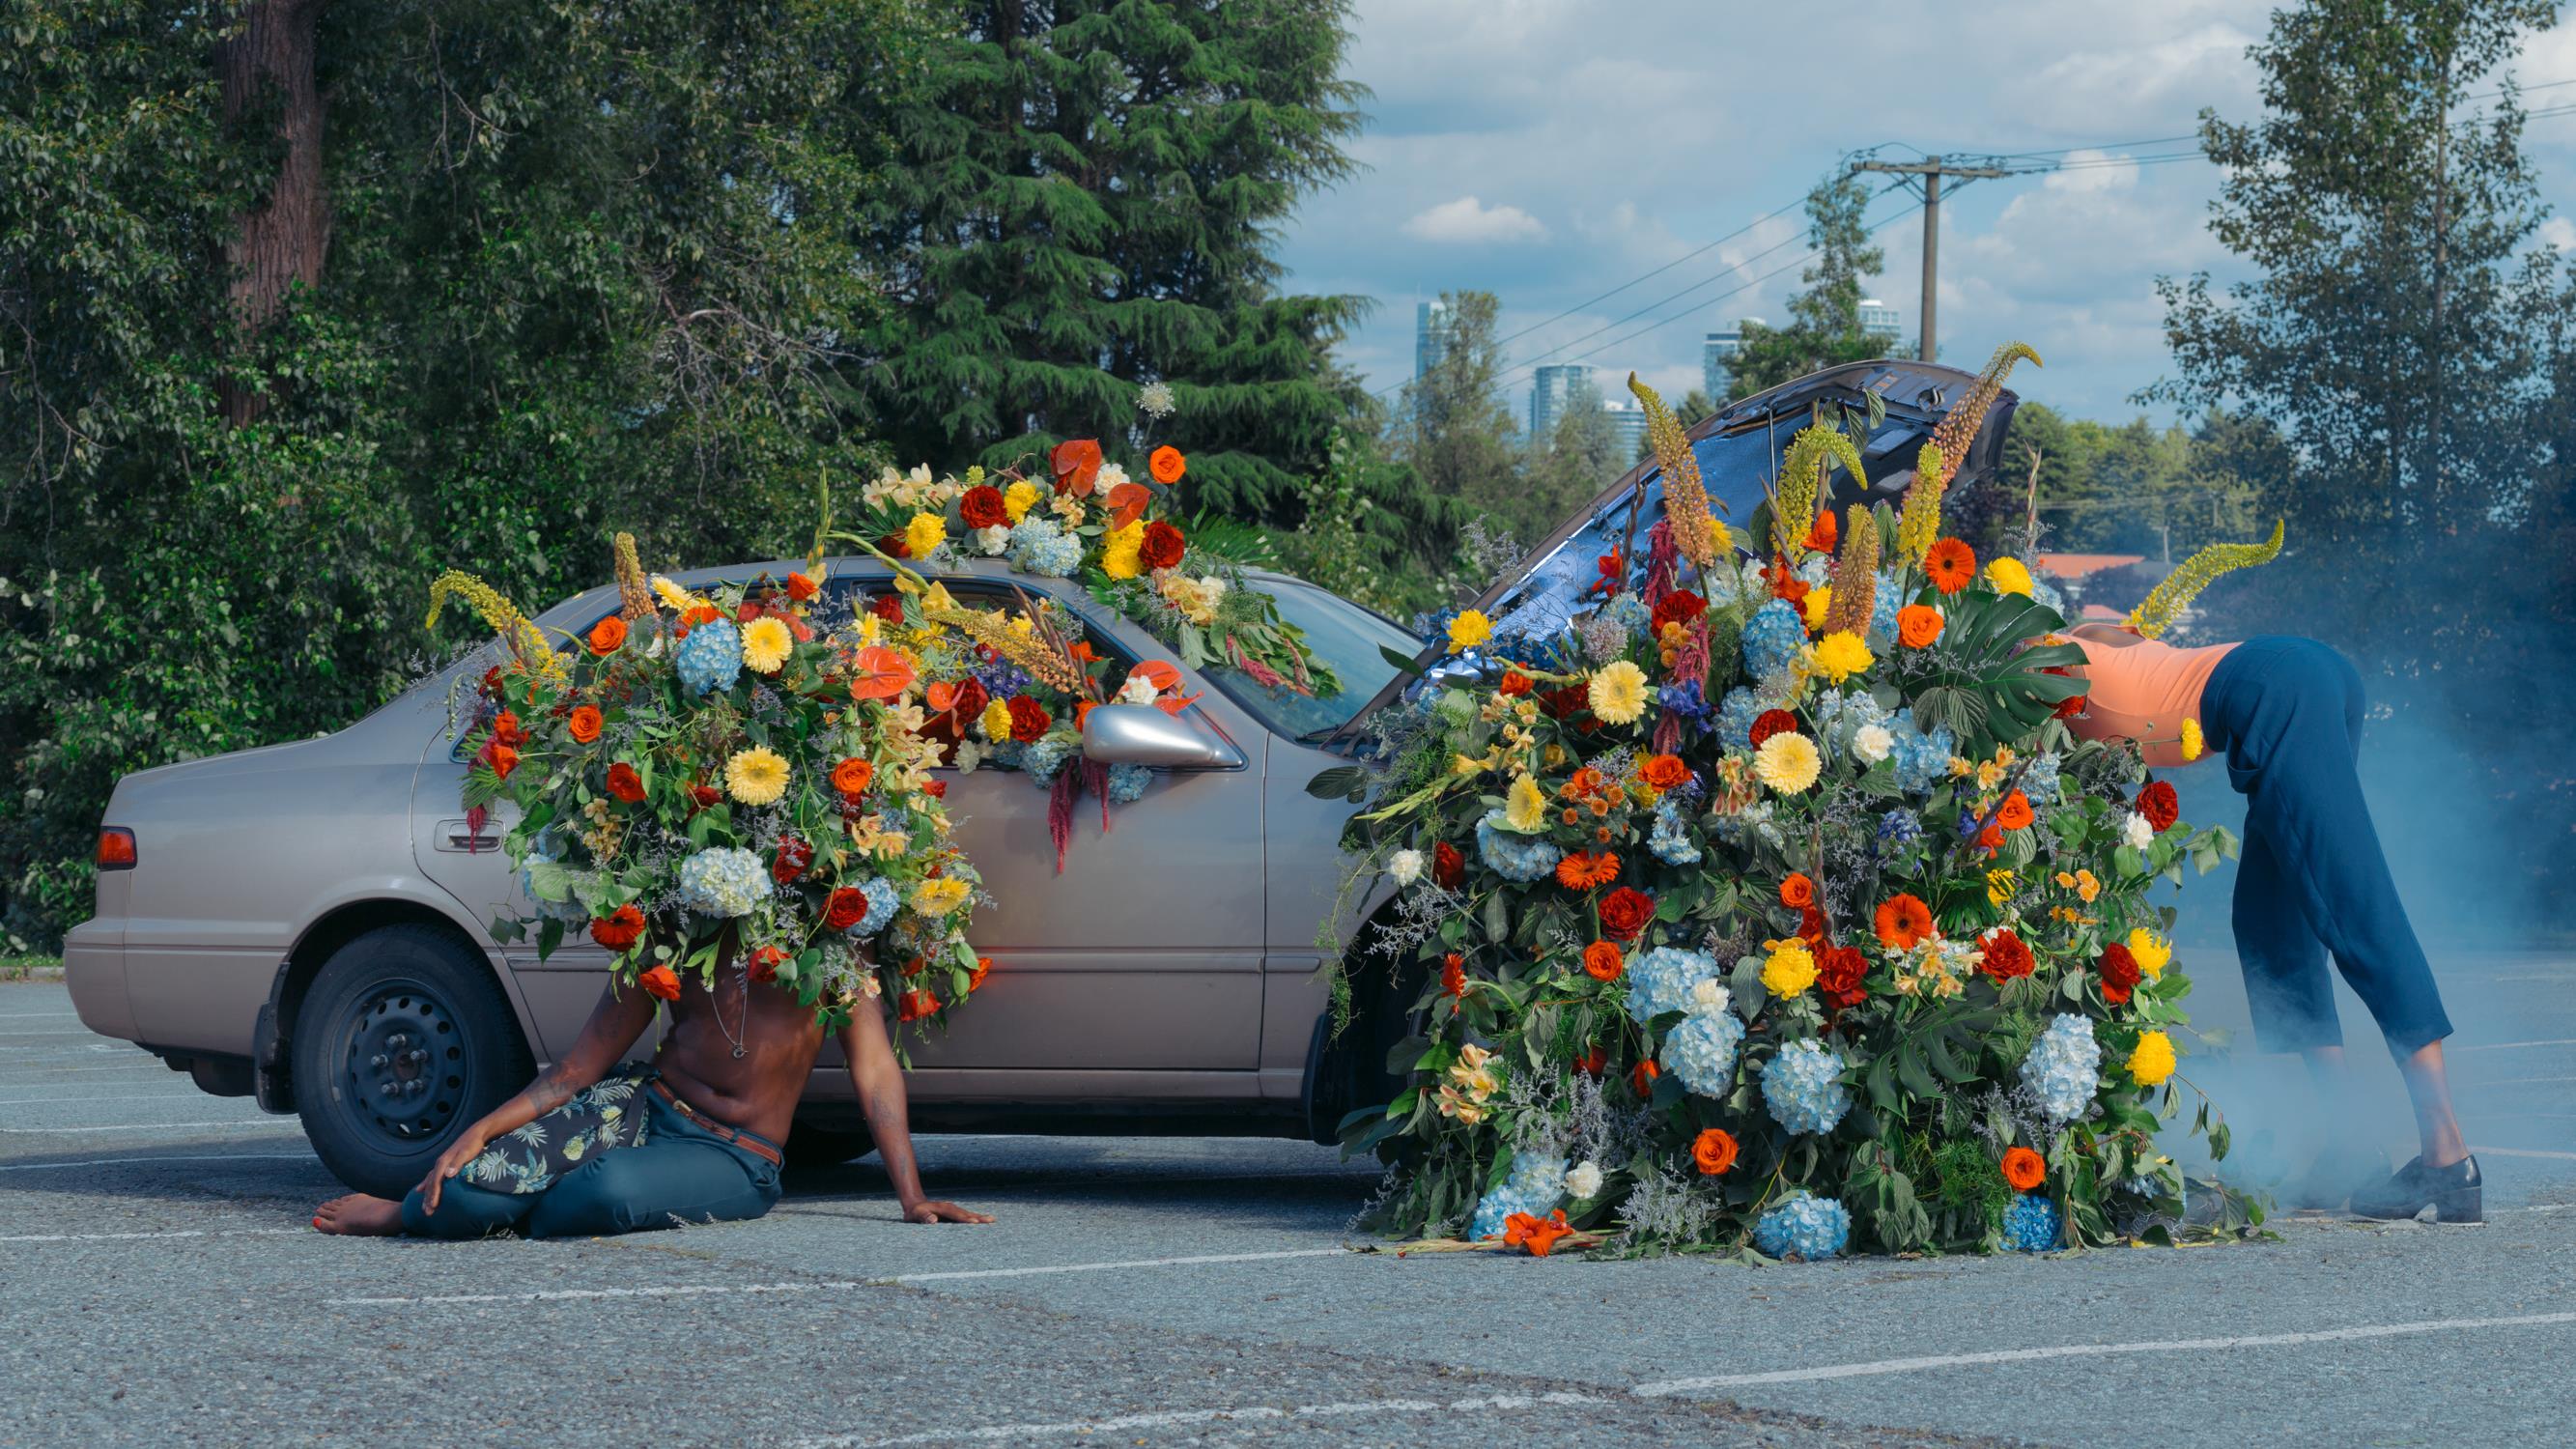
[1201,577,1419,739]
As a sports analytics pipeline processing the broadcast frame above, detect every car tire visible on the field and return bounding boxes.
[293,923,534,1198]
[783,1120,877,1169]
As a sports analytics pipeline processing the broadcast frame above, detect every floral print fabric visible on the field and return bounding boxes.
[460,1065,653,1195]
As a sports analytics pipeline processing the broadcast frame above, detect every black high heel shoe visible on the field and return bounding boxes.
[2351,1153,2482,1224]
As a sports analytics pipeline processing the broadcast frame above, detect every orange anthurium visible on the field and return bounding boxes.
[847,645,916,701]
[1050,438,1103,495]
[1105,481,1152,529]
[926,680,963,713]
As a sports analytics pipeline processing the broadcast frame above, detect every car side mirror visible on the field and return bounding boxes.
[1081,704,1242,770]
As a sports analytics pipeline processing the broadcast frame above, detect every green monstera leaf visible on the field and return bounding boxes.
[1904,590,2085,757]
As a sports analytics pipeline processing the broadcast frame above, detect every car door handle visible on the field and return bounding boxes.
[435,819,502,853]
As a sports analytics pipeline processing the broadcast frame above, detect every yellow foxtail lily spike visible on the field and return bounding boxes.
[1628,372,1717,570]
[426,570,562,679]
[2127,520,2286,639]
[612,533,654,621]
[1773,425,1867,563]
[1896,441,1948,566]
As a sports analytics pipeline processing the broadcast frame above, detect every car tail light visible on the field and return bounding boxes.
[97,828,137,870]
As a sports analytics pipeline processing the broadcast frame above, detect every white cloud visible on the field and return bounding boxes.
[2543,216,2576,252]
[1401,195,1550,245]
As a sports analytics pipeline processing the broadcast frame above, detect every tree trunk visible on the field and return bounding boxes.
[216,0,332,427]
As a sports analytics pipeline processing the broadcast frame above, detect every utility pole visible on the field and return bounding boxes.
[1851,155,2009,364]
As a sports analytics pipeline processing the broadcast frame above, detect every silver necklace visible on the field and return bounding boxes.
[712,963,750,1059]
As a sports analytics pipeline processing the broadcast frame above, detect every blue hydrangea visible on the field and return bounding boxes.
[1887,709,1958,795]
[1864,570,1901,643]
[1006,517,1083,577]
[518,835,594,923]
[1625,946,1719,1024]
[1659,1009,1744,1096]
[2029,575,2066,614]
[1754,1192,1852,1261]
[675,846,767,919]
[843,876,900,938]
[1648,798,1702,866]
[1741,599,1807,682]
[1475,810,1563,884]
[985,738,1028,769]
[1023,733,1079,786]
[1107,762,1152,804]
[1762,1039,1852,1135]
[2020,751,2064,807]
[1714,686,1766,750]
[2022,1014,2102,1125]
[2002,1193,2062,1252]
[1469,1151,1569,1239]
[675,618,744,695]
[1600,592,1652,639]
[1808,687,1890,754]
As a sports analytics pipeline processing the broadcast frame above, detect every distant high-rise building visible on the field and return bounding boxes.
[1530,363,1598,443]
[1414,300,1451,378]
[1858,298,1903,350]
[1702,318,1765,400]
[1600,396,1650,460]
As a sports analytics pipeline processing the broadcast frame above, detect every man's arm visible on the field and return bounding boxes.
[415,978,658,1214]
[839,1001,993,1225]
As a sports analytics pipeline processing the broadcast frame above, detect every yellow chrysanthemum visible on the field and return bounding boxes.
[1587,660,1649,724]
[1504,772,1548,832]
[1099,521,1146,580]
[1984,556,2034,597]
[1761,939,1819,999]
[978,698,1014,741]
[1811,630,1873,685]
[1754,731,1822,794]
[1447,609,1493,655]
[740,615,794,674]
[1802,585,1833,630]
[2180,718,2204,762]
[2128,929,2173,980]
[723,747,790,807]
[1003,480,1042,523]
[2127,1029,2177,1086]
[904,512,947,558]
[911,877,972,917]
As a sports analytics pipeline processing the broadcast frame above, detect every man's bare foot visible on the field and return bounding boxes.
[312,1193,406,1236]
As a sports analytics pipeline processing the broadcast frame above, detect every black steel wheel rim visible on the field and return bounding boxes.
[336,977,470,1149]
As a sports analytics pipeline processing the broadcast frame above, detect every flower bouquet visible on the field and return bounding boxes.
[1322,345,2256,1259]
[431,535,982,1029]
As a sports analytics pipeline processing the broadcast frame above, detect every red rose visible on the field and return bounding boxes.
[638,964,682,1002]
[1005,695,1052,743]
[486,743,520,781]
[1597,886,1656,943]
[1573,1044,1607,1077]
[689,783,722,809]
[878,532,910,560]
[1749,709,1798,749]
[823,888,868,931]
[605,762,646,803]
[922,778,948,799]
[748,945,788,984]
[870,594,905,625]
[898,988,939,1023]
[1139,521,1187,571]
[1816,945,1870,1008]
[772,838,813,884]
[588,904,646,952]
[492,710,525,748]
[2137,780,2180,833]
[1798,904,1827,947]
[1978,927,2035,982]
[1497,669,1533,697]
[1650,589,1706,634]
[2098,942,2142,1005]
[1540,683,1590,721]
[960,484,1008,529]
[735,601,763,624]
[1432,840,1464,889]
[948,676,990,724]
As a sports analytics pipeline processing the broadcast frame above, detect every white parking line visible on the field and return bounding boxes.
[0,1227,308,1244]
[10,1063,187,1074]
[0,1029,97,1037]
[2453,1038,2576,1053]
[0,1151,317,1174]
[330,1247,1354,1306]
[0,1012,83,1019]
[0,1093,220,1106]
[1630,1310,2576,1395]
[2470,1147,2576,1162]
[790,1392,1609,1448]
[0,1121,282,1134]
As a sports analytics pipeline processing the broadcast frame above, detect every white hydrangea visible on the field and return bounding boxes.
[2022,1013,2103,1125]
[1854,724,1894,764]
[1688,979,1732,1019]
[1566,1160,1604,1201]
[2123,811,2156,849]
[974,525,1011,554]
[1387,848,1426,886]
[675,846,767,919]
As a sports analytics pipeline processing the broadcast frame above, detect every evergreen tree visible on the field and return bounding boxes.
[1727,174,1887,399]
[1529,380,1626,528]
[855,0,1370,520]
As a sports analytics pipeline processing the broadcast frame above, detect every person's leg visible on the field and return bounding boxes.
[398,1174,541,1238]
[520,1134,778,1239]
[2232,820,2342,1055]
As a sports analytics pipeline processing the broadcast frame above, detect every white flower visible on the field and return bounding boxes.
[1117,674,1160,706]
[1138,381,1177,417]
[1688,979,1733,1019]
[2123,811,2155,850]
[975,525,1011,554]
[952,740,984,773]
[1096,462,1132,491]
[1566,1160,1604,1201]
[1388,848,1426,886]
[1854,724,1894,764]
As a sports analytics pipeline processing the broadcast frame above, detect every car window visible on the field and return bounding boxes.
[1200,578,1420,739]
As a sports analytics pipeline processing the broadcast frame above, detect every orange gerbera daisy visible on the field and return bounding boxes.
[2001,1146,2047,1192]
[1874,893,1935,951]
[1556,850,1620,891]
[1924,538,1977,595]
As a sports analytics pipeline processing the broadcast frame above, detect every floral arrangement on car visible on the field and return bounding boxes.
[835,389,1339,702]
[1316,343,2266,1262]
[428,533,984,1031]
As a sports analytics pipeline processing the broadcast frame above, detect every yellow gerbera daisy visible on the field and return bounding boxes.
[2127,1029,2177,1086]
[650,575,696,611]
[1587,660,1649,724]
[1503,772,1548,832]
[1003,480,1043,523]
[1984,556,2034,597]
[1446,609,1493,655]
[904,512,947,558]
[1754,730,1822,794]
[723,746,790,807]
[740,615,794,674]
[1811,630,1873,684]
[910,877,972,917]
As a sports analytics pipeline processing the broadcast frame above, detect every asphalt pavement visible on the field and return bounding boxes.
[5,956,2573,1448]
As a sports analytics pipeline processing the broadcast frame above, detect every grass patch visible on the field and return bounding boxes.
[1,953,63,980]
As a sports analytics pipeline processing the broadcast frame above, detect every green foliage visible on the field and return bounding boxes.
[1727,173,1890,399]
[1272,428,1470,618]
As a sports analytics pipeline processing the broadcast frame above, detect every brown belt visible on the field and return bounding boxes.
[648,1078,785,1168]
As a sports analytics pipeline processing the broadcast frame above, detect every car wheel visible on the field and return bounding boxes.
[783,1120,877,1169]
[293,923,533,1198]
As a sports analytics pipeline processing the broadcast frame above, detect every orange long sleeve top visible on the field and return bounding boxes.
[2065,636,2237,767]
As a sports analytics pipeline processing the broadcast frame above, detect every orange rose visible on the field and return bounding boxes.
[1691,1127,1739,1176]
[488,743,519,781]
[1996,789,2034,832]
[2001,1146,2047,1193]
[968,956,992,992]
[1639,753,1690,791]
[831,758,874,796]
[568,704,603,744]
[1924,538,1977,595]
[638,964,681,1002]
[1582,940,1624,981]
[1874,893,1935,951]
[1628,1058,1659,1097]
[1897,604,1943,649]
[587,615,628,655]
[1148,444,1186,485]
[1779,872,1816,909]
[786,571,819,602]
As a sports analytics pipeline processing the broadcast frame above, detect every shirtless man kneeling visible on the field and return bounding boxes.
[312,963,987,1237]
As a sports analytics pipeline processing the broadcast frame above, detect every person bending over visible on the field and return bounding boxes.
[311,963,989,1237]
[2066,624,2476,1222]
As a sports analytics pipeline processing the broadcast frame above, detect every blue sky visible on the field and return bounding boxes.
[1274,0,2576,429]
